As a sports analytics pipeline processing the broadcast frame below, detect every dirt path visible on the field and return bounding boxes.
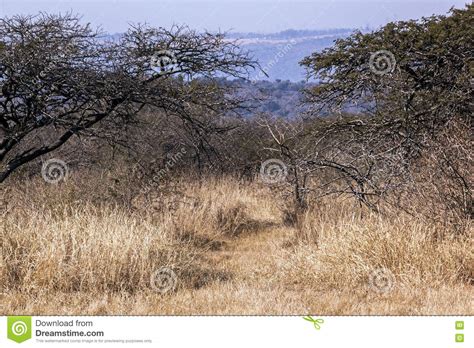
[212,224,289,278]
[168,218,311,314]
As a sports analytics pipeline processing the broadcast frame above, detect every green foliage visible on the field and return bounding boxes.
[301,4,473,127]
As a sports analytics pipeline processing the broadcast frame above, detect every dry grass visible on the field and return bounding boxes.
[0,172,472,315]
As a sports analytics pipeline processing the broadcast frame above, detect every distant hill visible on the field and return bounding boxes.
[221,29,358,119]
[227,29,355,82]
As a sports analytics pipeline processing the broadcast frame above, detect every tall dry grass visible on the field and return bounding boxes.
[0,169,472,314]
[279,200,473,293]
[0,173,278,294]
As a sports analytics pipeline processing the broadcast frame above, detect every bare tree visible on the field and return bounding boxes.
[0,13,257,182]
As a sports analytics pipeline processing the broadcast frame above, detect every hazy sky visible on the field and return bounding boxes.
[0,1,468,33]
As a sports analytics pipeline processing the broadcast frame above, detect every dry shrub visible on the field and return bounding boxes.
[389,120,473,231]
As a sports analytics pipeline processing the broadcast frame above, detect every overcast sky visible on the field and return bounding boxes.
[0,1,468,33]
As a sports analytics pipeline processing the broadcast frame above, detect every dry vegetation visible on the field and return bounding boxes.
[1,171,472,315]
[1,7,473,315]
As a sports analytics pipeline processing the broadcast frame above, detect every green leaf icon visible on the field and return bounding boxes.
[7,316,32,343]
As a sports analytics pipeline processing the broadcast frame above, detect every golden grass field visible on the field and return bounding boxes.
[1,172,473,315]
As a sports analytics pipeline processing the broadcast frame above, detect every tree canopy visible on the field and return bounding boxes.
[0,13,256,182]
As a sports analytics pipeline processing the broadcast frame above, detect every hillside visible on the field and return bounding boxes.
[229,29,354,81]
